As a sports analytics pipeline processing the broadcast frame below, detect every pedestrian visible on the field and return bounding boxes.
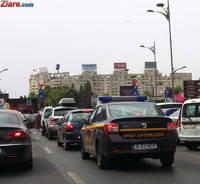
[34,113,41,131]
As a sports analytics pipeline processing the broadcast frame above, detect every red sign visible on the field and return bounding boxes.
[114,62,127,70]
[132,80,138,85]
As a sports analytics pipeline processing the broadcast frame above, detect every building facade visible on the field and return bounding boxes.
[29,65,192,96]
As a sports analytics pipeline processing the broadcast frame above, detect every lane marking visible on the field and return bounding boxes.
[44,147,53,154]
[67,171,87,184]
[35,136,39,140]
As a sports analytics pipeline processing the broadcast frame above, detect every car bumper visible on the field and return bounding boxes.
[66,132,81,145]
[101,134,176,158]
[178,135,200,142]
[0,143,32,163]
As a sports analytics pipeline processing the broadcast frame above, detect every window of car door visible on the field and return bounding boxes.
[93,106,107,122]
[88,108,98,123]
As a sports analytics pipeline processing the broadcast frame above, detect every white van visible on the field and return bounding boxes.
[178,98,200,150]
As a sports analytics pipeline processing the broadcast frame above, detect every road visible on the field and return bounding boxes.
[1,130,200,184]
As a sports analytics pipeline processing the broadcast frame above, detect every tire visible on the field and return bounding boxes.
[57,135,62,147]
[22,154,33,170]
[96,144,110,169]
[185,142,199,150]
[48,132,52,140]
[160,153,174,168]
[41,127,45,136]
[64,138,71,151]
[80,143,89,160]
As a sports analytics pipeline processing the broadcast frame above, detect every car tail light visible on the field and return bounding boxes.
[167,122,176,133]
[50,118,58,123]
[104,123,119,135]
[65,124,74,130]
[82,110,92,113]
[176,119,180,127]
[4,130,27,138]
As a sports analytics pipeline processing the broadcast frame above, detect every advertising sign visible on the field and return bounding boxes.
[82,64,97,72]
[114,62,127,70]
[120,86,132,96]
[184,80,200,99]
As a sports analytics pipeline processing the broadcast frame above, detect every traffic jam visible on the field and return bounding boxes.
[1,95,200,172]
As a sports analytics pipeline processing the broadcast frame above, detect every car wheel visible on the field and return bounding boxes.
[22,154,33,170]
[160,153,174,168]
[80,143,89,160]
[64,138,71,150]
[57,135,62,147]
[185,142,199,150]
[96,143,110,169]
[48,132,52,140]
[41,127,45,136]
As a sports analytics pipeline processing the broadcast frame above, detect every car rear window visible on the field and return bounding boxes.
[54,109,70,116]
[182,103,200,117]
[108,103,164,118]
[0,113,20,125]
[71,112,92,122]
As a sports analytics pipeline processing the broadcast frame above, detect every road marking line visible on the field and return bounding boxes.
[67,171,87,184]
[44,147,53,154]
[35,137,39,140]
[33,131,36,134]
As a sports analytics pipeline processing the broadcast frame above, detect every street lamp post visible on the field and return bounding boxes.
[140,42,157,99]
[147,0,175,101]
[0,69,8,74]
[173,66,186,74]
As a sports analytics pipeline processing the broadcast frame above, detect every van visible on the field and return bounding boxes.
[178,98,200,150]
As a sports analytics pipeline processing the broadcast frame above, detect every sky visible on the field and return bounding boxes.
[0,0,199,98]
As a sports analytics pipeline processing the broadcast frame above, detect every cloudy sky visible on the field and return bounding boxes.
[0,0,199,98]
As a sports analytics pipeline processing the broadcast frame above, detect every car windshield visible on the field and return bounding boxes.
[71,112,92,122]
[182,103,200,118]
[108,103,164,118]
[169,108,180,117]
[54,109,69,116]
[0,113,20,125]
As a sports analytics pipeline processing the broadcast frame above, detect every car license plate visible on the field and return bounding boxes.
[184,125,195,129]
[133,144,157,150]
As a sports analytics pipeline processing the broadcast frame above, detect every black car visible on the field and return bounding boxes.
[0,110,33,169]
[80,96,177,169]
[57,109,93,150]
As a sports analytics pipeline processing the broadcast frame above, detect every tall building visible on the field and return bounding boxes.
[29,64,192,96]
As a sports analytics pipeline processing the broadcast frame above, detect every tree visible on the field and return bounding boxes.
[28,92,38,99]
[175,84,183,94]
[144,90,152,98]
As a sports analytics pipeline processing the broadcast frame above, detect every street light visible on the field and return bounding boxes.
[173,66,186,74]
[140,41,157,99]
[0,69,8,74]
[147,0,175,101]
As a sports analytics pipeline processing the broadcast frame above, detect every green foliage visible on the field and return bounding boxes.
[28,92,38,99]
[144,90,152,97]
[175,84,183,94]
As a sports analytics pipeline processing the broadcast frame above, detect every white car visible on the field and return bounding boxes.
[178,98,200,150]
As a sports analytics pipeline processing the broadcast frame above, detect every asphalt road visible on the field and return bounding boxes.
[1,130,200,184]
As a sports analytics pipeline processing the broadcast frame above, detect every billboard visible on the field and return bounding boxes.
[39,66,48,73]
[120,86,133,96]
[145,62,156,69]
[114,62,127,70]
[184,80,200,99]
[82,64,97,72]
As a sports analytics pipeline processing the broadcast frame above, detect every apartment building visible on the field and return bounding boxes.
[29,65,192,96]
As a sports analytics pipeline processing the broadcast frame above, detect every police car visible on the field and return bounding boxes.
[80,96,176,169]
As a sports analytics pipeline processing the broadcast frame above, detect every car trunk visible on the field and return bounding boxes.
[112,116,171,139]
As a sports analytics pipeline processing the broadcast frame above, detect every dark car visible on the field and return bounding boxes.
[57,109,93,150]
[44,106,78,140]
[0,110,33,169]
[80,96,177,169]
